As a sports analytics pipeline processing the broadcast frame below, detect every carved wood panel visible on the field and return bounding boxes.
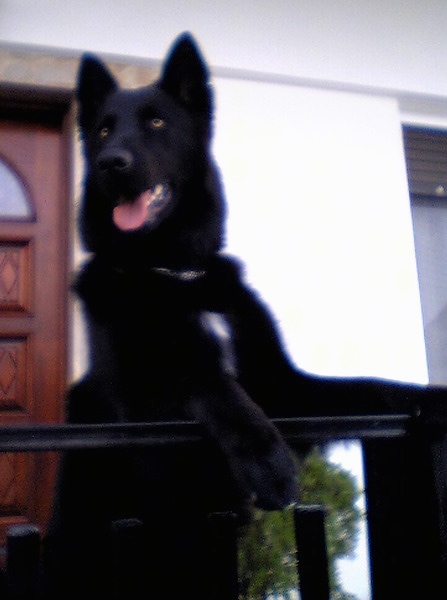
[0,108,69,542]
[0,338,28,411]
[0,453,27,515]
[0,243,30,313]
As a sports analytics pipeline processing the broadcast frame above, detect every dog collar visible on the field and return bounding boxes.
[152,267,206,281]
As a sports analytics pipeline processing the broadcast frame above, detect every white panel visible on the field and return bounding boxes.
[214,78,428,382]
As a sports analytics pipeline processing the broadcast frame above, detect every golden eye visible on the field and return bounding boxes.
[150,118,165,129]
[99,127,109,139]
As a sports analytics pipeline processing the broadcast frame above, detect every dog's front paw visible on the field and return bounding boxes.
[188,381,298,511]
[227,423,298,511]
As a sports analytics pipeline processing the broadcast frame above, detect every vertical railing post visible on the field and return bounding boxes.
[208,511,239,600]
[111,518,145,600]
[294,504,330,600]
[6,524,41,600]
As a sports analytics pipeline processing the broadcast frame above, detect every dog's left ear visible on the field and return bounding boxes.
[159,32,212,117]
[77,53,118,133]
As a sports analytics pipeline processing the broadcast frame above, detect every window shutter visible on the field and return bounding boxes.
[403,127,447,198]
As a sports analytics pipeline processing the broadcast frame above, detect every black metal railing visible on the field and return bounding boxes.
[0,414,411,452]
[0,410,445,600]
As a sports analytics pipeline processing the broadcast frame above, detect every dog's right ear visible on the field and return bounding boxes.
[76,54,118,133]
[159,33,212,118]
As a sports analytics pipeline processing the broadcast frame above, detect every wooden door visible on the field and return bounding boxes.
[0,106,69,542]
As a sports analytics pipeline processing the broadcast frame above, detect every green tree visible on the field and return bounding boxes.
[239,446,362,599]
[239,509,296,599]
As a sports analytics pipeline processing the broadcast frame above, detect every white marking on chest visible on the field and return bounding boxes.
[200,311,237,376]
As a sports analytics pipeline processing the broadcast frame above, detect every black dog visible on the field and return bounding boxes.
[43,33,446,599]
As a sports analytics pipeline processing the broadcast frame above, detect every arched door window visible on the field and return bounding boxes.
[0,158,33,219]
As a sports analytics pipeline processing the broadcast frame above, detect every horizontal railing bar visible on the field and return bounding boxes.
[0,422,203,452]
[278,414,412,443]
[0,414,412,452]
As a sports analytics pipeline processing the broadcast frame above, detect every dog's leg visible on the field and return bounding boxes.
[187,377,298,511]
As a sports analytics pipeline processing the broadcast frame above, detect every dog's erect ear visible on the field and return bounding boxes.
[159,32,212,117]
[77,53,118,133]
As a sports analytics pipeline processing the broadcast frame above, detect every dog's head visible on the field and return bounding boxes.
[76,33,224,267]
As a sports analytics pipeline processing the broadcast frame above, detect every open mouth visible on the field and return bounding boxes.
[112,184,172,232]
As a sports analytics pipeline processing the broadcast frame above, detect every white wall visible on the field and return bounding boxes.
[2,0,447,96]
[3,0,445,383]
[215,78,427,381]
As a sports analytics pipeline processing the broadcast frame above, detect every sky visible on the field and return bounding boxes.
[329,442,370,600]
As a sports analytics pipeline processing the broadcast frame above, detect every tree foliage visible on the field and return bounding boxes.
[239,446,362,599]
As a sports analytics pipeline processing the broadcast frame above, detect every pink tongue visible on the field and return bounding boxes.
[113,191,151,231]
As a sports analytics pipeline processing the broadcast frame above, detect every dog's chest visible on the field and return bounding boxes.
[81,265,240,376]
[199,311,237,376]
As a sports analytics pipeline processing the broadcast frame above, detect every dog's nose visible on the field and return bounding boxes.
[97,149,133,173]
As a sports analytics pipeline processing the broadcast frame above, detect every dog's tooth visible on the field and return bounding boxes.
[154,184,163,197]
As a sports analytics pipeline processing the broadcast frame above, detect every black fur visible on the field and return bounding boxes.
[44,33,447,599]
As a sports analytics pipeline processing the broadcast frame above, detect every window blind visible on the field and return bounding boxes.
[403,127,447,198]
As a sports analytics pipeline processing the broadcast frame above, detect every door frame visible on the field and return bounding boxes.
[0,76,74,540]
[0,44,159,536]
